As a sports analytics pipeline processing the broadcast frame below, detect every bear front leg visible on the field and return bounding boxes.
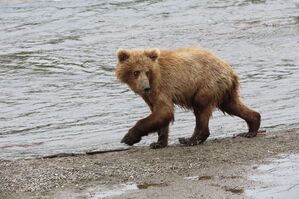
[121,108,174,146]
[150,126,169,149]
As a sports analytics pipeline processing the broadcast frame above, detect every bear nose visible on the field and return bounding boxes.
[144,87,151,93]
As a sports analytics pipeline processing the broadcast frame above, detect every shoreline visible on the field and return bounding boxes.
[0,128,299,198]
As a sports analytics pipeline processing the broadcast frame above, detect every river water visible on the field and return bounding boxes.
[0,0,298,159]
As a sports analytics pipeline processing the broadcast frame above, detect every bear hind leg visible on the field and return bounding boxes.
[222,98,261,137]
[150,125,169,149]
[179,105,213,146]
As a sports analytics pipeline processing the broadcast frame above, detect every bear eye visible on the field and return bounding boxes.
[133,71,140,77]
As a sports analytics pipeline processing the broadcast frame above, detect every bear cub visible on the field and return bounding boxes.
[115,48,261,149]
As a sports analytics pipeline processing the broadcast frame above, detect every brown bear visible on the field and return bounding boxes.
[115,48,261,149]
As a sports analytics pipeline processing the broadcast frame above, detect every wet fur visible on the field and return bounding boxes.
[116,48,261,147]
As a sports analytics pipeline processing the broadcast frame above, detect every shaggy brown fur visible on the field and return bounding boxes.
[115,48,261,148]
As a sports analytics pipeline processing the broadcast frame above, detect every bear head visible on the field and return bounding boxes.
[115,48,160,96]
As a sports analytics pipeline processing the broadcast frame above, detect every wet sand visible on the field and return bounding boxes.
[0,128,298,199]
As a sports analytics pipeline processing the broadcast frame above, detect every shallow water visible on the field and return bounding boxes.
[246,154,299,199]
[52,183,138,199]
[52,182,168,198]
[0,0,299,159]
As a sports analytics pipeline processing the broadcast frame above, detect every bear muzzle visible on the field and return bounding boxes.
[140,79,151,95]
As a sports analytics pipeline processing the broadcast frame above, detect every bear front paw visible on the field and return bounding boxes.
[121,130,142,146]
[150,141,167,149]
[178,137,205,146]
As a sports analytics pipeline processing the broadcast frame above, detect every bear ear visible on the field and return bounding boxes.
[144,48,160,61]
[116,48,130,62]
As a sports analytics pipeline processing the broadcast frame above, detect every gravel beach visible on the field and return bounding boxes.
[0,128,298,199]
